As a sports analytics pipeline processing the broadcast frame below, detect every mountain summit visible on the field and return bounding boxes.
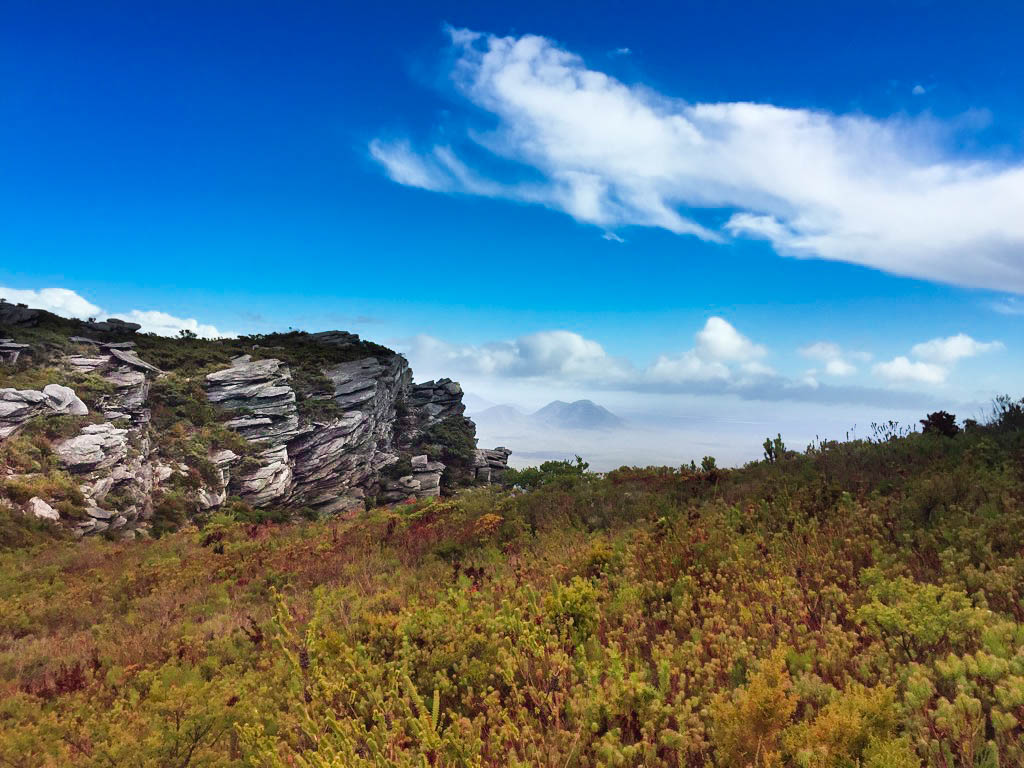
[531,399,623,430]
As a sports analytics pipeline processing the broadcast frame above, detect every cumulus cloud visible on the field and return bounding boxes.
[910,333,1004,364]
[0,286,102,319]
[110,309,226,339]
[873,356,948,385]
[0,285,229,338]
[799,340,860,376]
[912,84,927,95]
[373,29,1024,292]
[403,329,631,381]
[405,318,766,386]
[873,332,1002,384]
[696,317,766,362]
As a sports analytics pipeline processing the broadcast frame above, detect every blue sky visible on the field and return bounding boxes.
[3,1,1024,462]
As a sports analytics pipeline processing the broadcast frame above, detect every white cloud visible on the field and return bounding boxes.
[992,297,1024,315]
[0,286,102,319]
[110,310,226,339]
[0,285,228,338]
[872,332,1002,385]
[368,139,451,191]
[646,351,729,382]
[696,317,766,362]
[799,340,858,376]
[611,47,631,56]
[873,356,947,385]
[825,358,857,376]
[407,317,770,390]
[402,330,630,381]
[602,231,625,243]
[910,333,1004,364]
[912,84,927,96]
[373,29,1024,293]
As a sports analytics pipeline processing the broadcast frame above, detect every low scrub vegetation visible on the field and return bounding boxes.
[0,405,1023,766]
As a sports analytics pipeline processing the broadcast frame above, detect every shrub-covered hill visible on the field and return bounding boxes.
[2,403,1024,767]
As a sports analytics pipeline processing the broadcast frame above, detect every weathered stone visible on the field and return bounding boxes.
[0,340,30,365]
[205,358,300,445]
[108,347,161,374]
[42,384,88,416]
[66,355,109,373]
[0,301,41,326]
[0,384,89,438]
[27,497,59,521]
[103,369,149,417]
[83,476,114,502]
[236,445,292,506]
[0,388,48,438]
[474,447,512,483]
[56,423,129,472]
[82,317,141,333]
[411,454,428,469]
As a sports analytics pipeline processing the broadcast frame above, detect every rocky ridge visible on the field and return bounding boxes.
[0,304,511,538]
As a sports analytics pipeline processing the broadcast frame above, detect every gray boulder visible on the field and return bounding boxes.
[42,384,88,416]
[56,423,129,472]
[27,497,60,521]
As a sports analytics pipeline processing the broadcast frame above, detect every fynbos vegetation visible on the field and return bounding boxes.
[1,401,1023,766]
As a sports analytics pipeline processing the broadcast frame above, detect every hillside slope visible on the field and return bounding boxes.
[1,403,1023,765]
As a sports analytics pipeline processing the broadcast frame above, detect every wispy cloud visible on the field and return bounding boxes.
[372,29,1024,293]
[991,297,1024,315]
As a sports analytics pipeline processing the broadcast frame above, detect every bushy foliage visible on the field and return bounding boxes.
[0,419,1022,765]
[415,415,479,490]
[504,454,590,490]
[920,411,960,438]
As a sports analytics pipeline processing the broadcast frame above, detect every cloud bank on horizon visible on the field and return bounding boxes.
[1,282,1005,417]
[371,28,1024,293]
[400,317,1002,410]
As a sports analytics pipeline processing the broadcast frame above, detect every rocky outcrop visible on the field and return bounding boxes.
[474,447,512,483]
[200,352,510,514]
[0,339,30,365]
[0,302,41,326]
[56,423,130,472]
[0,384,89,438]
[63,341,158,422]
[3,308,514,539]
[204,354,415,514]
[206,357,301,444]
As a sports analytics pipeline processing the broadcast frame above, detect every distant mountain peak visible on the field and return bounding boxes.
[532,399,623,429]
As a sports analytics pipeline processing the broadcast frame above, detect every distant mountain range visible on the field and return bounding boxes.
[475,399,623,431]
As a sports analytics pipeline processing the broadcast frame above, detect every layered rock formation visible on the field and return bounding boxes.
[202,354,491,514]
[1,308,511,537]
[0,385,89,438]
[474,447,512,483]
